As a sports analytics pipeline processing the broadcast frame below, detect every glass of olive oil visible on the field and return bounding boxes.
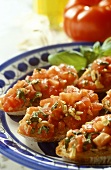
[33,0,68,30]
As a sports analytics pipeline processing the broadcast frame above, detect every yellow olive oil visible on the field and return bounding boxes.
[33,0,68,30]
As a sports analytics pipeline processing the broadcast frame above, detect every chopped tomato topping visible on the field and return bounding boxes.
[77,57,111,92]
[18,85,102,142]
[2,64,78,112]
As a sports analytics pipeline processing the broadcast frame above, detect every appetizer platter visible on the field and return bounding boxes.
[0,38,111,170]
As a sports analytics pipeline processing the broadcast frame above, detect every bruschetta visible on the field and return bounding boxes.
[17,85,102,142]
[56,114,111,165]
[77,56,111,92]
[0,64,78,115]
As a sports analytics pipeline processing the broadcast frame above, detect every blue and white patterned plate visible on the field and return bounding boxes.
[0,42,111,170]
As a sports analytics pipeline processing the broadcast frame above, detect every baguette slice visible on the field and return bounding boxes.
[17,85,102,142]
[56,141,111,165]
[56,114,111,165]
[0,64,78,115]
[77,57,111,93]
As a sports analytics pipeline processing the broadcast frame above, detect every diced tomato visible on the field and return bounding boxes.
[64,116,83,129]
[40,96,59,107]
[81,97,91,107]
[102,126,111,135]
[91,103,103,111]
[93,132,111,147]
[78,57,111,91]
[3,96,24,112]
[57,121,66,132]
[82,123,95,133]
[93,120,105,131]
[89,93,98,102]
[75,101,86,111]
[60,92,81,105]
[31,68,48,79]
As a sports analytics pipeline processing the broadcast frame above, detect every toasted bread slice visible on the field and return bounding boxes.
[0,64,78,115]
[77,57,111,93]
[56,140,111,165]
[56,114,111,165]
[17,85,102,142]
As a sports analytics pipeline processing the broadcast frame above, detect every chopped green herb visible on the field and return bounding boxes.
[26,79,31,84]
[30,116,39,123]
[99,61,109,66]
[82,132,99,151]
[30,92,42,103]
[83,132,100,151]
[31,127,35,134]
[32,110,48,118]
[85,132,99,142]
[51,102,58,111]
[28,110,48,124]
[73,131,82,135]
[26,120,31,125]
[16,89,26,102]
[67,71,75,76]
[65,136,73,149]
[36,68,42,72]
[35,92,42,98]
[30,79,40,85]
[38,126,49,134]
[83,139,91,151]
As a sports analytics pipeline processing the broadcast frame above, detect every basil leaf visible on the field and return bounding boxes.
[100,37,111,56]
[48,50,87,71]
[48,37,111,72]
[80,46,97,65]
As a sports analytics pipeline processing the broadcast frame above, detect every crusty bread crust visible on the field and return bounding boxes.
[56,139,111,165]
[17,120,69,142]
[6,110,26,116]
[17,130,66,142]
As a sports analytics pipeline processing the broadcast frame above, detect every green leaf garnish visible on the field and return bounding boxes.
[30,92,42,103]
[16,89,26,102]
[48,50,87,71]
[48,37,111,72]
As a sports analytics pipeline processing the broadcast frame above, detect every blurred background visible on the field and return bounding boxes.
[0,0,70,65]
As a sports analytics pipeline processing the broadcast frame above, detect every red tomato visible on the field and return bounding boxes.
[64,0,111,42]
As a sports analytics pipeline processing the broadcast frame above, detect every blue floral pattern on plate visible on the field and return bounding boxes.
[0,42,110,170]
